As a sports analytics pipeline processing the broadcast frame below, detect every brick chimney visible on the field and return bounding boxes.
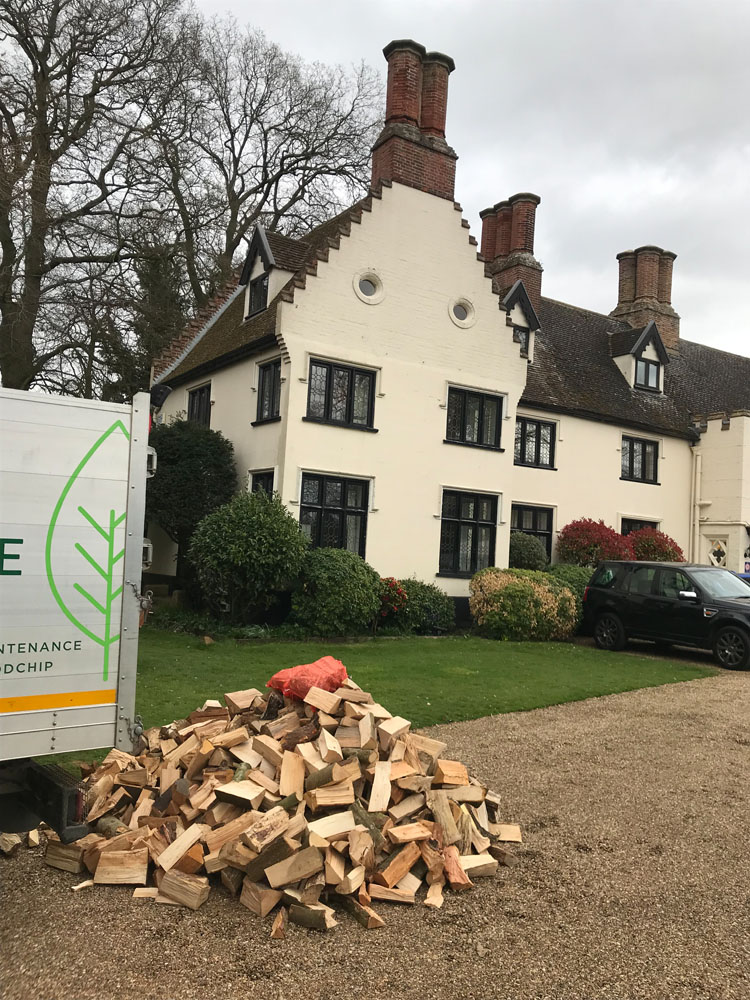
[371,40,457,201]
[610,245,680,351]
[479,193,543,310]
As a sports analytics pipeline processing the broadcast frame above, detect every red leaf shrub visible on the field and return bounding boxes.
[378,576,408,621]
[556,518,634,567]
[628,527,685,562]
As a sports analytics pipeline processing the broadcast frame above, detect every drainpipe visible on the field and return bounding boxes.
[692,451,702,564]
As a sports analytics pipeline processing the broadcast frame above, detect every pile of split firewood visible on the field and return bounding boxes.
[36,667,521,934]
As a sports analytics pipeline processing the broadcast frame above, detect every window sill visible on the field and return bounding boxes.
[303,417,378,433]
[251,416,282,427]
[513,461,557,470]
[436,571,476,579]
[620,476,660,486]
[634,384,661,394]
[443,439,504,452]
[245,306,267,320]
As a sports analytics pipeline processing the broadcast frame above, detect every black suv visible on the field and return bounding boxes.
[582,561,750,669]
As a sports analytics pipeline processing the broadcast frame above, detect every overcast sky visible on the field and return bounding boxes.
[198,0,750,355]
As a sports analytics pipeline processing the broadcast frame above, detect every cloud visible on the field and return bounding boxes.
[197,0,750,353]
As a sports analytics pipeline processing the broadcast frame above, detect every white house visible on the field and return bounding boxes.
[149,39,750,601]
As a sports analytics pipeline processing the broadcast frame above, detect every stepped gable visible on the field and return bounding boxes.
[155,195,384,386]
[522,298,693,438]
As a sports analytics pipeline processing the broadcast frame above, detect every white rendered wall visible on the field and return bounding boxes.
[511,406,694,559]
[275,183,530,596]
[696,414,750,571]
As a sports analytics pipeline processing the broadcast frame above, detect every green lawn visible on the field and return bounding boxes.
[37,629,717,769]
[136,628,716,730]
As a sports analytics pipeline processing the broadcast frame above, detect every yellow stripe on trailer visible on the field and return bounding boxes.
[0,690,117,714]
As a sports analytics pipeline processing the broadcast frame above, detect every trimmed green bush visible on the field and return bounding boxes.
[548,563,592,621]
[399,578,455,635]
[469,567,577,641]
[509,531,549,570]
[291,548,381,637]
[188,491,308,622]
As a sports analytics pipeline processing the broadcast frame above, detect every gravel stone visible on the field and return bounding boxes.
[2,671,749,1000]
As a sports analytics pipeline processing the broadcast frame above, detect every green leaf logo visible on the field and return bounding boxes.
[45,420,131,681]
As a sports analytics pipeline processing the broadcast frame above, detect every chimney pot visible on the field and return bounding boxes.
[479,207,498,260]
[616,251,636,305]
[658,250,677,305]
[419,52,454,137]
[382,39,426,127]
[509,193,541,254]
[634,245,663,300]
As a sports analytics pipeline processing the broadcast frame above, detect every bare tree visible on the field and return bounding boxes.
[145,20,383,307]
[0,0,185,389]
[0,3,382,392]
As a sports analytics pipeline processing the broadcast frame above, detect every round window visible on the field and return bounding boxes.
[353,270,385,304]
[448,297,475,328]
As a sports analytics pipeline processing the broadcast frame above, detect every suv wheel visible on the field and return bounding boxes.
[713,626,750,670]
[594,612,626,652]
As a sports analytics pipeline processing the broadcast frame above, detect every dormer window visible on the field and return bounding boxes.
[635,358,660,390]
[248,273,268,316]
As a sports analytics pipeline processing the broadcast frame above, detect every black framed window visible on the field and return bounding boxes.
[299,474,368,557]
[439,490,497,577]
[187,384,211,426]
[510,504,554,558]
[251,471,274,495]
[621,436,658,483]
[514,417,555,468]
[248,273,269,316]
[635,358,660,390]
[306,361,375,430]
[445,388,502,449]
[621,517,658,536]
[256,359,281,422]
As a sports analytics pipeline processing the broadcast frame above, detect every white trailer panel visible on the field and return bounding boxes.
[0,389,149,759]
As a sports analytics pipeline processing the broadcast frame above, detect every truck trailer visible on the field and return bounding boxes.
[0,389,152,840]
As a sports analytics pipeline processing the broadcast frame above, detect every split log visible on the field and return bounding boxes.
[243,806,289,853]
[303,686,341,715]
[240,879,283,917]
[459,853,499,878]
[368,761,392,813]
[220,866,245,896]
[279,751,306,799]
[351,800,386,852]
[288,902,338,931]
[0,833,22,857]
[264,846,324,889]
[426,791,460,846]
[424,877,445,909]
[442,845,474,891]
[160,869,210,910]
[335,894,385,928]
[434,760,469,786]
[45,841,84,874]
[156,823,209,871]
[271,907,288,939]
[94,847,149,885]
[371,841,421,888]
[367,884,415,904]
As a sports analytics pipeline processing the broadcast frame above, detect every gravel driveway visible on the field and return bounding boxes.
[2,671,749,1000]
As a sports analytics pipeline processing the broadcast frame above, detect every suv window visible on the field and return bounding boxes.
[628,565,657,596]
[590,564,622,589]
[656,569,692,599]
